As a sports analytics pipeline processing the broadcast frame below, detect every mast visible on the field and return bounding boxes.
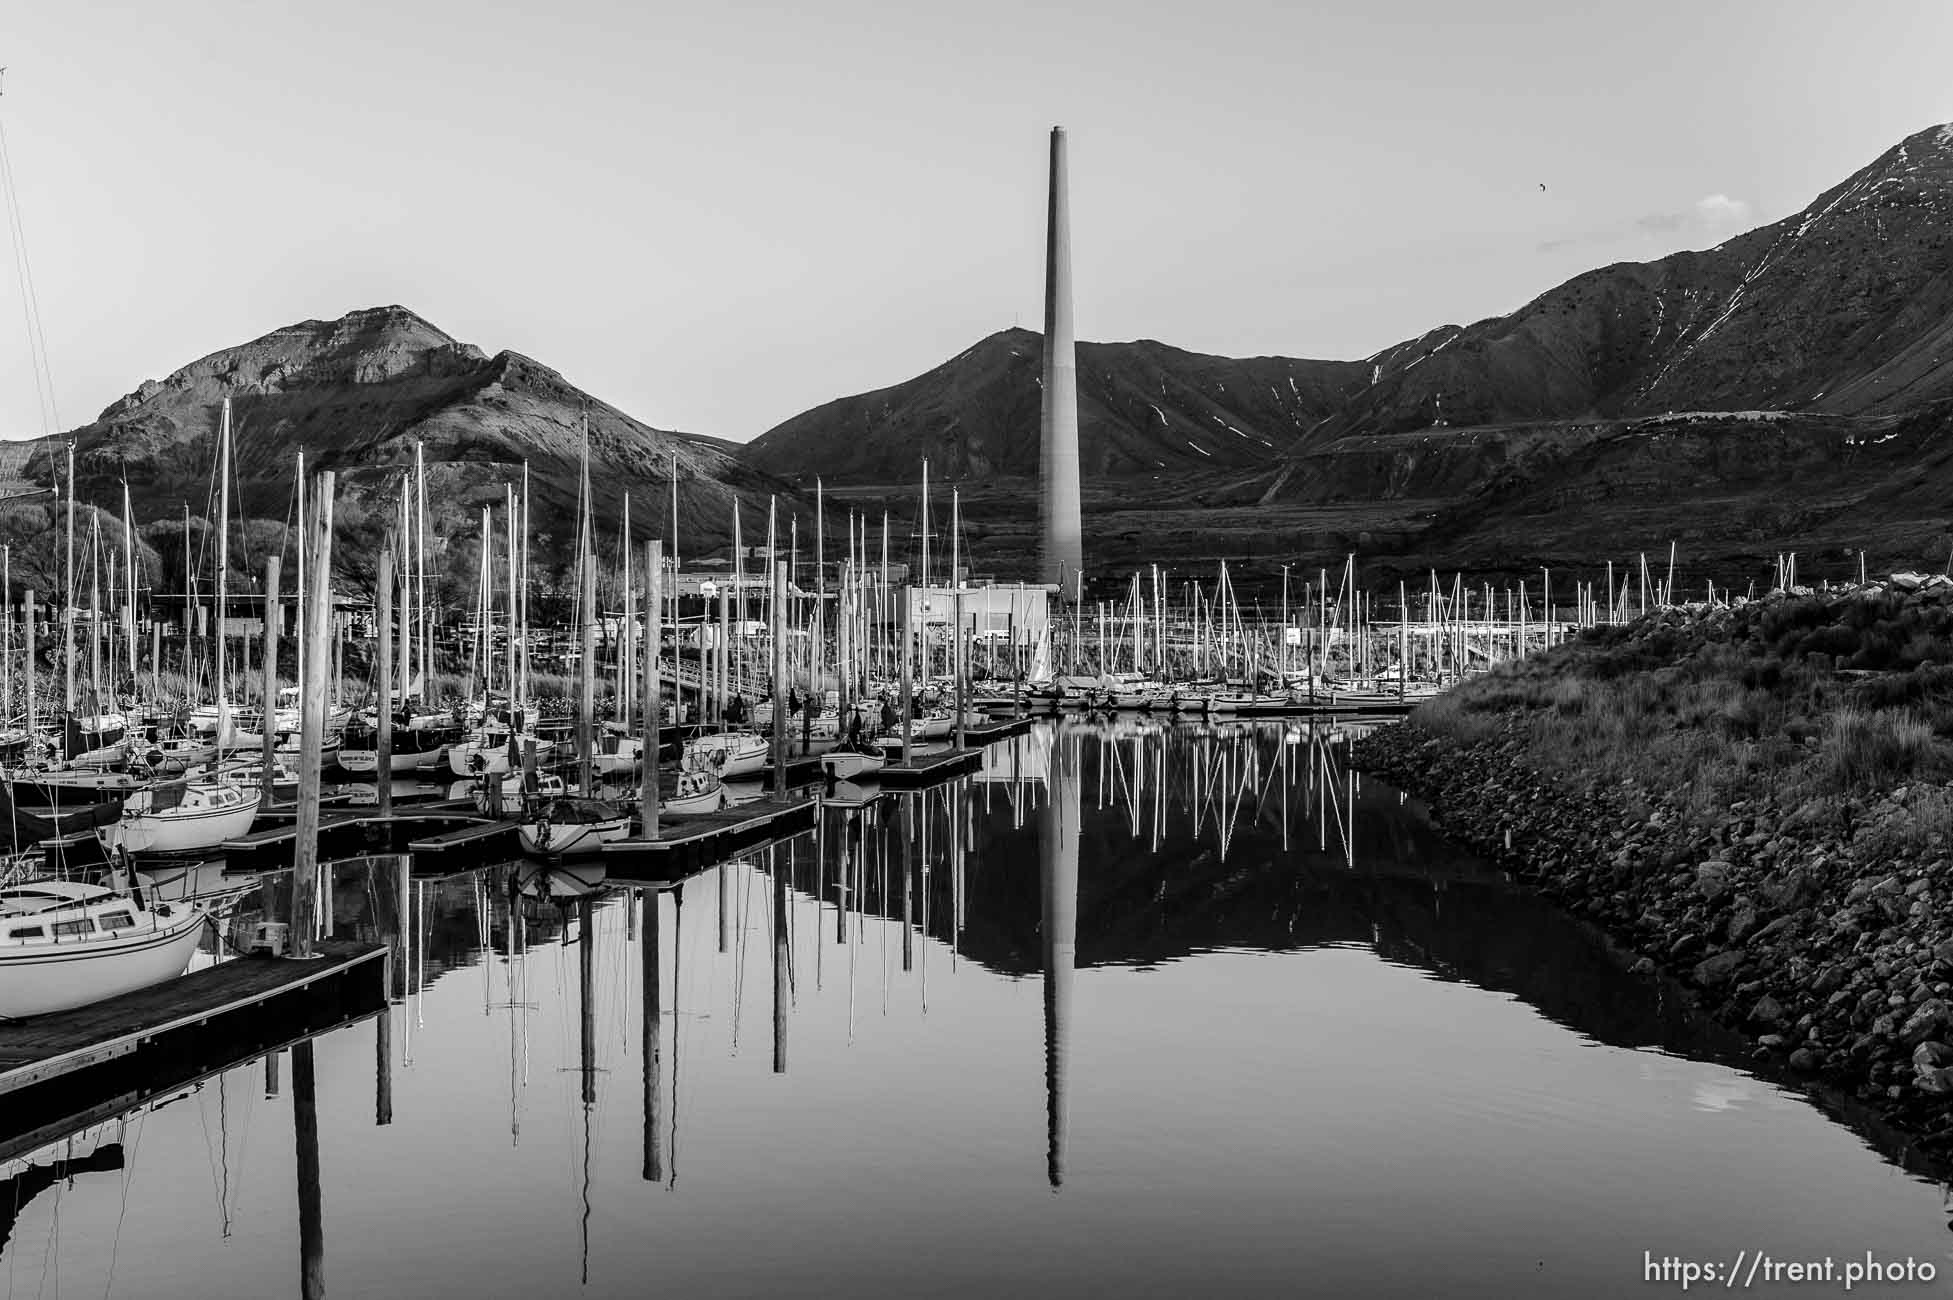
[577,415,596,791]
[397,475,411,705]
[520,463,531,714]
[920,458,930,679]
[121,482,137,692]
[1,546,9,722]
[295,451,306,724]
[215,400,232,732]
[814,478,825,712]
[506,484,518,707]
[89,513,101,709]
[879,514,889,684]
[416,443,429,705]
[620,494,634,726]
[63,439,75,712]
[182,503,193,695]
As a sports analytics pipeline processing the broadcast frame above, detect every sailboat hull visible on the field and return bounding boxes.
[105,786,264,855]
[0,904,206,1019]
[517,816,630,856]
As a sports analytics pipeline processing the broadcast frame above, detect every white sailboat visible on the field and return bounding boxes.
[681,729,768,779]
[102,780,263,854]
[0,881,206,1019]
[516,797,631,857]
[820,743,886,780]
[662,766,724,815]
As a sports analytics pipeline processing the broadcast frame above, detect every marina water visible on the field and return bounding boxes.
[2,721,1947,1298]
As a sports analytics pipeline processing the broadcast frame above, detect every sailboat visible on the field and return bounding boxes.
[516,796,631,857]
[681,730,769,779]
[0,879,206,1018]
[102,778,264,855]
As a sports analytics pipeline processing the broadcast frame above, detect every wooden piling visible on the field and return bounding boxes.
[376,1010,393,1127]
[772,848,787,1075]
[642,889,662,1183]
[293,1039,326,1300]
[578,897,596,1106]
[291,470,334,958]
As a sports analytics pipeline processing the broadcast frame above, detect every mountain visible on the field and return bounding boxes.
[745,122,1953,487]
[1302,121,1953,442]
[0,306,784,598]
[740,327,1367,482]
[734,123,1953,586]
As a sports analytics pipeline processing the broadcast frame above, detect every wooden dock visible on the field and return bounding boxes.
[876,747,985,788]
[965,717,1035,744]
[406,819,520,854]
[0,941,388,1157]
[219,809,496,867]
[749,755,826,787]
[602,795,818,878]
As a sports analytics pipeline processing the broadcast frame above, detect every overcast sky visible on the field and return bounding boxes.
[2,0,1949,444]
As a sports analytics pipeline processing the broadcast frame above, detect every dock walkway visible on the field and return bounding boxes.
[0,940,387,1099]
[876,748,985,788]
[604,795,818,878]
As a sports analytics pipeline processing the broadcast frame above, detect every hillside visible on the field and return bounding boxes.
[741,328,1366,482]
[741,122,1953,585]
[1,306,785,598]
[1302,122,1953,442]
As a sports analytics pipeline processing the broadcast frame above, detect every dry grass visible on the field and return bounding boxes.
[1413,592,1953,832]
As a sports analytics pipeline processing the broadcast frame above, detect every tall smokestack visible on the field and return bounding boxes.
[1040,126,1083,591]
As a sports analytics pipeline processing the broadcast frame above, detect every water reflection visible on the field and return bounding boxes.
[1,720,1949,1298]
[1043,729,1077,1190]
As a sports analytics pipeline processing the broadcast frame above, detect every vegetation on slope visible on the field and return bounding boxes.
[1414,579,1953,847]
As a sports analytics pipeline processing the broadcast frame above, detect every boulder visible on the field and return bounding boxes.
[1693,950,1745,986]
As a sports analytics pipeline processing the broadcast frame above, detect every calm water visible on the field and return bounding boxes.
[4,722,1950,1298]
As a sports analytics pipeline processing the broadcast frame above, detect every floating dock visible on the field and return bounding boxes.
[0,941,388,1156]
[876,748,985,788]
[219,809,496,868]
[603,795,818,877]
[407,818,520,855]
[964,717,1035,744]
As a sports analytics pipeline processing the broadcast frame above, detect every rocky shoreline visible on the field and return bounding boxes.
[1354,717,1953,1164]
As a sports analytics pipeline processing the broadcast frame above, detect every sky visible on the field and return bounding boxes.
[2,0,1950,444]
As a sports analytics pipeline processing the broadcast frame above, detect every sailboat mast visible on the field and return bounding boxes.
[814,479,825,708]
[122,482,137,689]
[89,515,102,707]
[215,400,231,721]
[506,483,518,704]
[296,451,306,719]
[520,461,531,712]
[416,442,429,704]
[879,513,889,683]
[63,438,76,712]
[920,459,930,678]
[620,494,634,725]
[396,475,412,704]
[577,417,596,790]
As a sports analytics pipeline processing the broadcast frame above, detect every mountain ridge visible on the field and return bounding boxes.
[742,121,1953,489]
[0,304,787,600]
